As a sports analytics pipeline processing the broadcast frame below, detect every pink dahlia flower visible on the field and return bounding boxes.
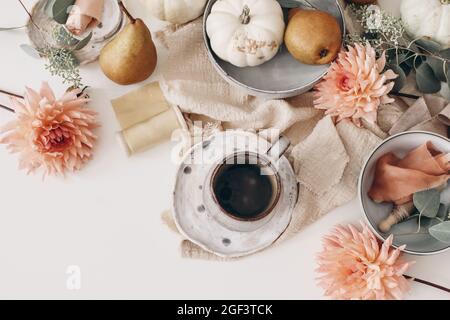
[316,223,413,300]
[0,82,99,176]
[314,43,397,126]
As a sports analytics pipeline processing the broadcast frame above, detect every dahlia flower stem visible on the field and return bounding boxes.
[405,274,450,294]
[0,103,15,113]
[0,89,23,99]
[389,92,420,100]
[0,89,23,113]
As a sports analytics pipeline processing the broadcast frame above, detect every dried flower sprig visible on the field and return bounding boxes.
[0,0,91,88]
[345,4,407,54]
[41,46,82,88]
[345,4,450,94]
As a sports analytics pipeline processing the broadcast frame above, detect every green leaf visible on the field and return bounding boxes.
[439,48,450,60]
[20,44,41,59]
[277,0,313,8]
[429,221,450,244]
[437,204,448,220]
[389,64,407,92]
[447,69,450,91]
[52,0,75,24]
[277,0,301,8]
[413,189,441,218]
[73,32,92,50]
[416,38,443,54]
[416,63,442,94]
[427,57,447,82]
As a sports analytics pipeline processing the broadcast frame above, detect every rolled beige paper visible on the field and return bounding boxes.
[66,0,105,36]
[118,106,185,155]
[111,82,188,155]
[111,82,170,130]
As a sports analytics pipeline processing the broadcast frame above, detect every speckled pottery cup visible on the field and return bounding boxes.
[173,131,298,257]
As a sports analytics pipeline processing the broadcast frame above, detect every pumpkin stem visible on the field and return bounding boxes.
[240,5,251,24]
[441,0,449,4]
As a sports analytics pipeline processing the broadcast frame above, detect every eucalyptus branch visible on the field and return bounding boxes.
[17,0,40,31]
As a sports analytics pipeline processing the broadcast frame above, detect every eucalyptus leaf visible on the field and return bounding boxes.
[416,38,442,54]
[416,63,441,94]
[389,64,406,92]
[439,48,450,60]
[52,0,75,24]
[73,32,92,51]
[20,44,41,59]
[277,0,301,8]
[429,221,450,244]
[413,188,440,218]
[277,0,313,8]
[447,69,450,91]
[437,204,448,221]
[427,57,447,82]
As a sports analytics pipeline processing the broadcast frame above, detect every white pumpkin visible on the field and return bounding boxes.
[141,0,207,24]
[206,0,285,67]
[401,0,450,48]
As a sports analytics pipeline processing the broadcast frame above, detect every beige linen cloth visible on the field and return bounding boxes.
[111,19,450,260]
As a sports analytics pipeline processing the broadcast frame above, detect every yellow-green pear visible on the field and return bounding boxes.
[100,4,157,85]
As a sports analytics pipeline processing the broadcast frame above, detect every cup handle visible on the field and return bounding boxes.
[266,135,290,160]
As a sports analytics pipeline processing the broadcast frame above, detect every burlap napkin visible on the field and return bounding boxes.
[110,16,450,260]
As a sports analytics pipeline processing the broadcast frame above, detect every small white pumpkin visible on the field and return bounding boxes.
[206,0,285,67]
[141,0,207,24]
[401,0,450,48]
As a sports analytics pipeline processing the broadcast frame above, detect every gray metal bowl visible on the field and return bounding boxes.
[359,131,450,255]
[202,0,345,99]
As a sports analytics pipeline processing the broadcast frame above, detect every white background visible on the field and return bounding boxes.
[0,0,449,299]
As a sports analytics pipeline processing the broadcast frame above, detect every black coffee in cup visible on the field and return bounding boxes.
[212,155,279,221]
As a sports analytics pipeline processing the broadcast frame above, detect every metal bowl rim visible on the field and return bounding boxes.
[202,0,346,95]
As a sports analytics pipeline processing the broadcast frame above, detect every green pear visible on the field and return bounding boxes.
[100,9,157,85]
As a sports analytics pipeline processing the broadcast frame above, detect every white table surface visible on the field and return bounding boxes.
[0,0,449,299]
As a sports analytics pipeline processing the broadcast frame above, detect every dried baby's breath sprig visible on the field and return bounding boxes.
[345,4,450,94]
[345,4,406,54]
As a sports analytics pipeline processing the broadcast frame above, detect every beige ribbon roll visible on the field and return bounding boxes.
[111,82,187,155]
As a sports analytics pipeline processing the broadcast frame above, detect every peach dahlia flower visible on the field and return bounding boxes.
[0,82,99,176]
[314,43,397,126]
[316,223,413,300]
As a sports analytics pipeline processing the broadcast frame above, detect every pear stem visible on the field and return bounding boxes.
[119,1,136,23]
